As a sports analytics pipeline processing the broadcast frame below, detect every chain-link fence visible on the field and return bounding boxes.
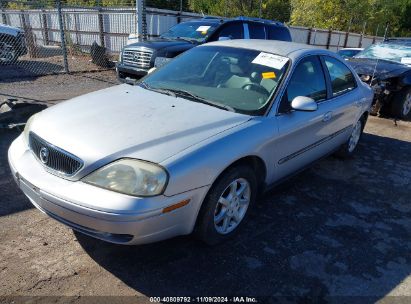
[0,0,201,80]
[0,0,384,81]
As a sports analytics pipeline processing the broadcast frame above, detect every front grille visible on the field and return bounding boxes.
[29,132,83,176]
[122,48,153,69]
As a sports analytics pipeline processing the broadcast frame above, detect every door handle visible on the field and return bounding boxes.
[322,111,333,122]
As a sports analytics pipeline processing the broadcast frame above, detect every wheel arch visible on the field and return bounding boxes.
[207,155,267,200]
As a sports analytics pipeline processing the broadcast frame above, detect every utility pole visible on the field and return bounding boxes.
[383,22,389,40]
[136,0,147,39]
[259,0,262,18]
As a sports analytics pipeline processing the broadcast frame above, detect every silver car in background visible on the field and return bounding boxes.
[8,40,373,245]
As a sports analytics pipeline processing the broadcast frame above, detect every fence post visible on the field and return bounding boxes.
[1,9,6,25]
[326,28,332,49]
[306,28,312,45]
[98,8,105,48]
[57,0,69,73]
[343,31,349,47]
[41,9,49,46]
[21,11,38,58]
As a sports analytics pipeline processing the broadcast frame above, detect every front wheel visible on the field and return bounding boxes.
[0,41,18,64]
[195,165,257,245]
[335,118,364,159]
[391,87,411,119]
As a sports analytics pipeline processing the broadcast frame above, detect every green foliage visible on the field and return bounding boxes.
[188,0,290,22]
[290,0,411,36]
[3,0,410,36]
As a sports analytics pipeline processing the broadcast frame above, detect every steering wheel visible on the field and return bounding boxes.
[241,83,269,96]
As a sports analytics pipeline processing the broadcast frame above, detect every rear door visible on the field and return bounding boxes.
[208,21,244,41]
[247,22,266,39]
[320,55,362,145]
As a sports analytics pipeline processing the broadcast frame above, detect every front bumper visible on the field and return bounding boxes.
[8,134,209,245]
[116,63,149,82]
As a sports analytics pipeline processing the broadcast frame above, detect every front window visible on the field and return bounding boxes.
[160,21,219,42]
[355,43,411,65]
[141,46,290,115]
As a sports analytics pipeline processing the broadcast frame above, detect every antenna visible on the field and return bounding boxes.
[201,10,205,17]
[370,58,379,86]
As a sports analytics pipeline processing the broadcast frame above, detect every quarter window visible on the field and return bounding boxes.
[323,56,356,96]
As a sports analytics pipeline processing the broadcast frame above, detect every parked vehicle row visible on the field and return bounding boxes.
[9,40,373,245]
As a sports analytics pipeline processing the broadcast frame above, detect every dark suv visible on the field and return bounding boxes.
[116,16,292,81]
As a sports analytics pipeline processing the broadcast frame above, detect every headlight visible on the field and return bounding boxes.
[23,114,37,144]
[118,51,123,63]
[83,159,168,197]
[360,75,371,82]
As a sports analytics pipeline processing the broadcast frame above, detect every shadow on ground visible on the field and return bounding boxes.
[0,61,64,82]
[75,133,411,300]
[0,129,33,216]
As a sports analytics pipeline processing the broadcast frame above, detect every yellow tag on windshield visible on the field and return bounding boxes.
[201,31,207,35]
[262,72,276,79]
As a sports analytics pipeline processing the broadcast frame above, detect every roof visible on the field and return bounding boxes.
[183,16,286,27]
[339,48,364,51]
[201,39,321,58]
[0,23,23,37]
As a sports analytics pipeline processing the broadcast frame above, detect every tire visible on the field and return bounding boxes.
[390,87,411,119]
[335,117,365,159]
[0,41,18,64]
[195,165,258,245]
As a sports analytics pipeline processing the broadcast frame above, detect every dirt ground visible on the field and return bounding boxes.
[0,72,411,303]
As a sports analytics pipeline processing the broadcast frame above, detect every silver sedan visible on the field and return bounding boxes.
[8,40,373,245]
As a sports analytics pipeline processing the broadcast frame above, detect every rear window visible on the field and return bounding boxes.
[267,26,292,42]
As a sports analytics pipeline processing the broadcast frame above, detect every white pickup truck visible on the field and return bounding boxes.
[0,23,27,63]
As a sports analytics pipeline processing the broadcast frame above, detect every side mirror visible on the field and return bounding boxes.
[290,96,318,112]
[218,36,231,41]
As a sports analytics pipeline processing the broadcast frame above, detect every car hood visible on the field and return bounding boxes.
[348,57,411,79]
[126,38,196,51]
[30,84,250,178]
[0,23,23,37]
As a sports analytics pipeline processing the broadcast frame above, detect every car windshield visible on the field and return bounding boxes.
[355,43,411,65]
[160,21,219,42]
[141,46,290,115]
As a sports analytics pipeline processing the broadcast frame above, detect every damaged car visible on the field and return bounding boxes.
[347,39,411,118]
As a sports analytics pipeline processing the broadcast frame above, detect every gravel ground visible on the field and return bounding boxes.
[0,72,411,303]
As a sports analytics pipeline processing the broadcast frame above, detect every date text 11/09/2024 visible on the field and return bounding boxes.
[149,297,258,303]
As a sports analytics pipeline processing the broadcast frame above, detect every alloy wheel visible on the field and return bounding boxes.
[402,93,411,117]
[214,178,251,235]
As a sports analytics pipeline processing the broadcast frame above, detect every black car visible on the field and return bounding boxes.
[0,23,27,64]
[116,16,292,81]
[347,38,411,118]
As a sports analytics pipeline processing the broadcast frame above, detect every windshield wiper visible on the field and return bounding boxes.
[175,37,197,43]
[166,88,235,112]
[139,81,176,97]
